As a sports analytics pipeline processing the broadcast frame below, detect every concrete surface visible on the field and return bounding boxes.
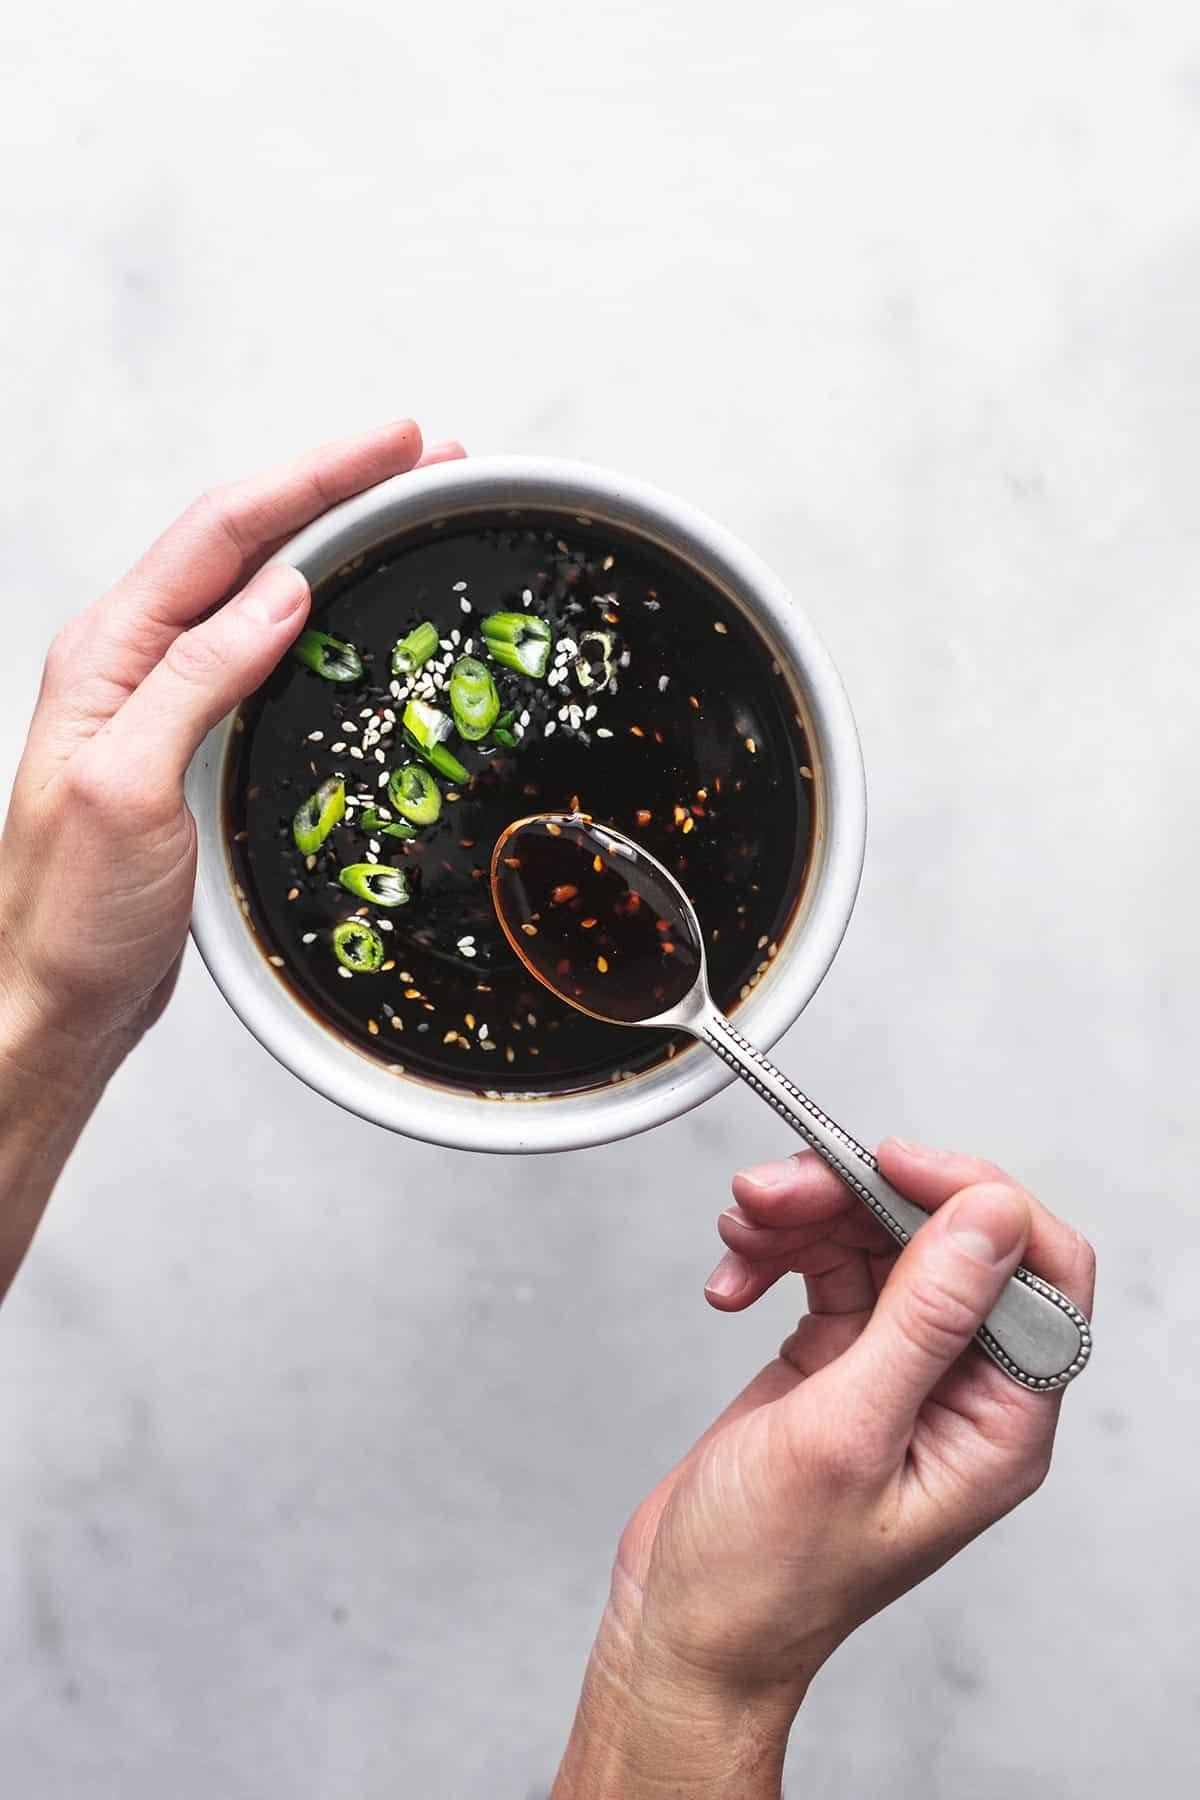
[1,2,1197,1793]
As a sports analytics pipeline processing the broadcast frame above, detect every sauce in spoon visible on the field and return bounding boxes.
[491,814,701,1023]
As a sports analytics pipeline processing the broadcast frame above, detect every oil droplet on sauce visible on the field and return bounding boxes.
[492,815,701,1023]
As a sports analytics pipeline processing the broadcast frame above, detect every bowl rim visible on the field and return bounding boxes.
[186,454,866,1153]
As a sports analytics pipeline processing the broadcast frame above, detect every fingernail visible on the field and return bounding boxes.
[721,1205,761,1231]
[426,438,466,458]
[705,1252,747,1299]
[735,1159,794,1194]
[241,565,308,626]
[947,1184,1027,1267]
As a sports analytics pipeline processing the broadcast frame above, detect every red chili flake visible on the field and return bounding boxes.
[630,725,646,738]
[696,788,708,801]
[596,955,609,973]
[546,822,562,837]
[592,854,603,872]
[604,611,619,625]
[690,805,705,817]
[286,886,300,901]
[569,794,581,812]
[520,922,538,937]
[368,1020,380,1036]
[556,959,570,976]
[580,918,597,929]
[503,856,522,868]
[688,695,700,710]
[661,941,677,955]
[552,884,579,903]
[653,731,664,745]
[635,809,652,826]
[673,805,688,826]
[461,838,476,848]
[681,817,695,835]
[655,919,671,933]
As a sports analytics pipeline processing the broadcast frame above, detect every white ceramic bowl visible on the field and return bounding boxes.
[186,457,866,1153]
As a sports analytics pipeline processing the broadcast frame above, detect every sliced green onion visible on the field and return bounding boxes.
[401,699,470,782]
[332,919,385,972]
[361,806,416,840]
[292,776,345,855]
[423,740,471,782]
[387,762,442,826]
[338,863,411,906]
[574,629,616,693]
[448,656,500,741]
[481,611,552,679]
[391,619,439,676]
[493,726,516,748]
[292,629,364,683]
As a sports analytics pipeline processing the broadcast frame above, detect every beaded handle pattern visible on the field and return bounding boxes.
[702,1012,1092,1391]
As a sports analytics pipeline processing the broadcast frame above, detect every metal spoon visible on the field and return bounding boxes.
[492,813,1091,1391]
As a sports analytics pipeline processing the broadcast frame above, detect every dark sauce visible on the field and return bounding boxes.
[492,815,701,1023]
[225,513,814,1096]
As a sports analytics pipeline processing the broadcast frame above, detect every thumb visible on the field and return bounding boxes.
[103,563,310,787]
[834,1182,1031,1436]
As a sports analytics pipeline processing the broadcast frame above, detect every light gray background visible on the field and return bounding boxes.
[1,3,1196,1795]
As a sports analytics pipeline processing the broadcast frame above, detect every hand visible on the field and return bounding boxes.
[0,420,462,1072]
[554,1141,1095,1798]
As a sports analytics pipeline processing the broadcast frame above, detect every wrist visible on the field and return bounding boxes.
[553,1580,799,1800]
[0,963,130,1108]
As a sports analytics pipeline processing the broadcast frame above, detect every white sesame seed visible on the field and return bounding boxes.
[390,680,402,700]
[301,932,317,944]
[451,629,461,645]
[366,851,378,864]
[558,704,570,721]
[460,597,472,613]
[344,721,358,733]
[383,707,395,722]
[585,704,597,720]
[374,749,386,763]
[544,720,557,736]
[359,707,373,719]
[558,638,577,656]
[522,588,533,605]
[478,1023,489,1041]
[337,967,353,980]
[331,741,347,752]
[519,709,531,727]
[453,580,468,592]
[377,772,389,787]
[547,669,562,686]
[658,674,670,692]
[439,638,452,651]
[369,839,381,854]
[307,730,324,742]
[463,637,473,654]
[461,945,477,957]
[458,934,475,946]
[596,727,613,738]
[350,746,363,759]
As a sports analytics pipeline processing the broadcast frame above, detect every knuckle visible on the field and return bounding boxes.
[899,1272,981,1360]
[162,624,226,687]
[1071,1230,1097,1286]
[42,627,76,687]
[63,746,172,829]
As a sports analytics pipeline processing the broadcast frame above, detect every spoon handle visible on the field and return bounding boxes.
[700,1008,1091,1391]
